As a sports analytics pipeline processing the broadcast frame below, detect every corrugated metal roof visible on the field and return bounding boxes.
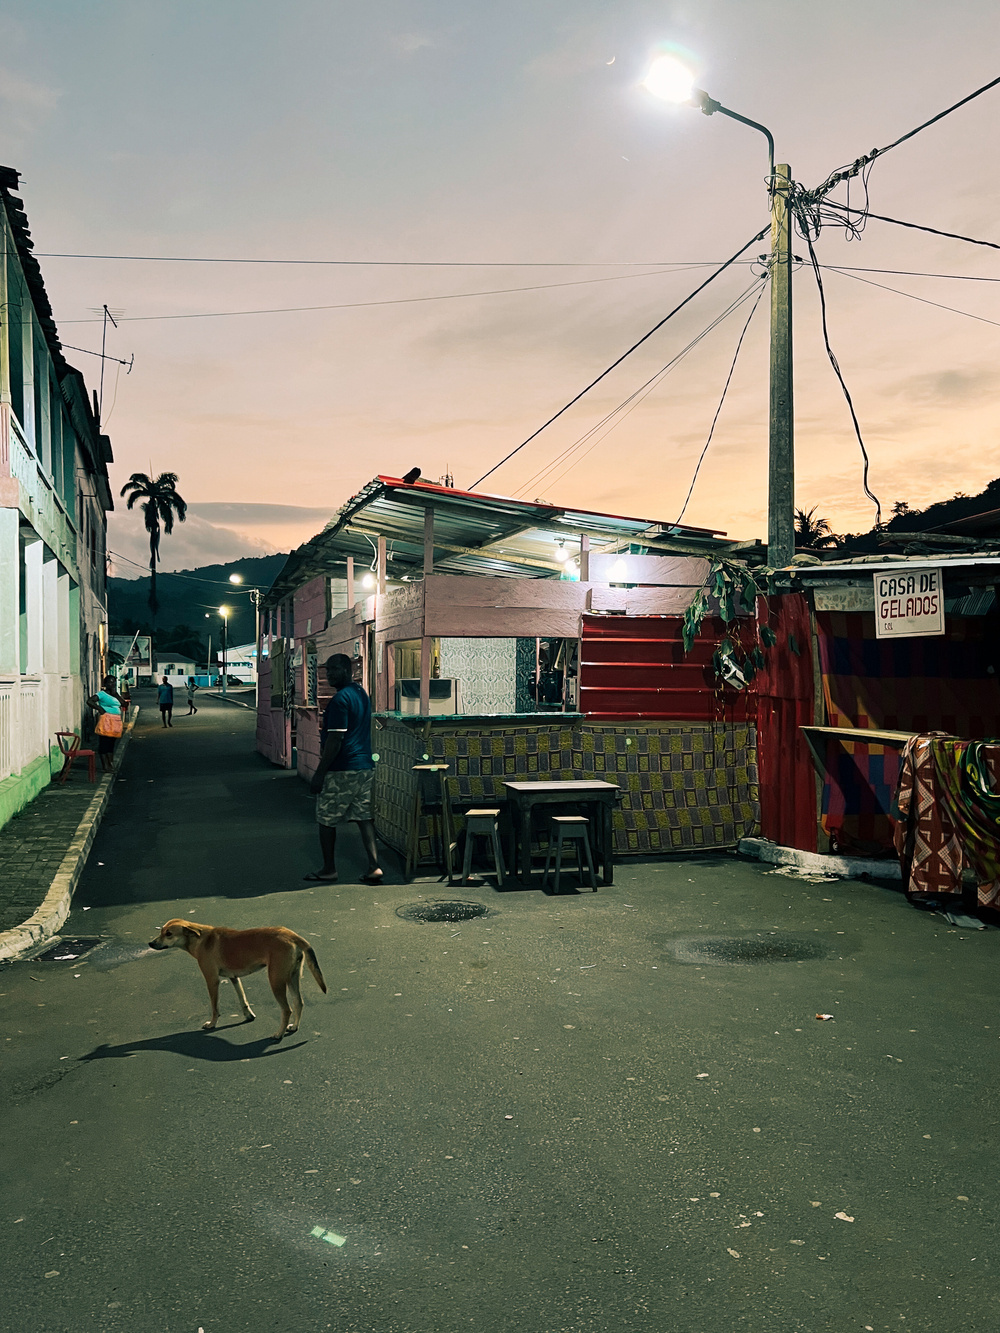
[264,474,731,604]
[792,554,1000,577]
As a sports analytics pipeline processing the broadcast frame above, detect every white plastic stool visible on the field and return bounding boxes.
[461,808,505,887]
[542,815,597,893]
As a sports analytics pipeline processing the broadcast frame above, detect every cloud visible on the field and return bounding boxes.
[187,502,336,527]
[890,367,999,405]
[390,32,435,55]
[108,510,276,579]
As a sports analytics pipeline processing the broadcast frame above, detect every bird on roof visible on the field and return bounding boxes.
[401,467,421,484]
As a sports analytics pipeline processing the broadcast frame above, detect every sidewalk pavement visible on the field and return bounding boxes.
[0,708,138,962]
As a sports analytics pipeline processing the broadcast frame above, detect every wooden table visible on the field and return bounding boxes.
[503,780,620,886]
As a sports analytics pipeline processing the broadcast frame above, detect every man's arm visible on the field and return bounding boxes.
[309,731,345,794]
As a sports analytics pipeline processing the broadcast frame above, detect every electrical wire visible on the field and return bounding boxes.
[469,224,771,490]
[809,73,1000,201]
[58,266,711,324]
[102,361,124,425]
[821,203,1000,253]
[675,283,767,525]
[824,266,1000,330]
[38,246,1000,283]
[802,232,882,525]
[513,278,766,500]
[108,550,266,586]
[823,265,1000,283]
[38,252,730,268]
[518,282,763,499]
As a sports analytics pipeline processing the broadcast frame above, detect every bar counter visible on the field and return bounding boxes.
[371,711,759,872]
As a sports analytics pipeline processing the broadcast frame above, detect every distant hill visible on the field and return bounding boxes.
[108,553,289,654]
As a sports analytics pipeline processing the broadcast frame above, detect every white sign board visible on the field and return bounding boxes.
[874,567,945,639]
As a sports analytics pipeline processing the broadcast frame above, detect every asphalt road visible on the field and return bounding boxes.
[2,692,1000,1332]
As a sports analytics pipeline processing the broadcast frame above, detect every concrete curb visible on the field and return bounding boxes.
[0,707,140,964]
[202,692,256,710]
[738,835,902,881]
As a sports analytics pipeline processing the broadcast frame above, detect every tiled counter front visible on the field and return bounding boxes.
[373,717,759,865]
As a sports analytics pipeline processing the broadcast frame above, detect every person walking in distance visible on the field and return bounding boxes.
[158,676,174,728]
[185,676,199,715]
[306,654,381,884]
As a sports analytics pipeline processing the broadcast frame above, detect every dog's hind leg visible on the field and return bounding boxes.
[230,976,256,1023]
[267,961,292,1039]
[286,958,304,1034]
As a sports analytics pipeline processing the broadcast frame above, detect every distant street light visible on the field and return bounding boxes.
[225,575,263,690]
[643,54,793,566]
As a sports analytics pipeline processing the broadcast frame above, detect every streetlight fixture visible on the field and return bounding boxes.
[643,54,794,567]
[218,605,230,697]
[224,574,264,698]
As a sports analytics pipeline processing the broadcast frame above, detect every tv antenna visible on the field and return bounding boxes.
[83,305,132,426]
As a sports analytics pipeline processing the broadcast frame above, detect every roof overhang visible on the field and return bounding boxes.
[263,475,732,605]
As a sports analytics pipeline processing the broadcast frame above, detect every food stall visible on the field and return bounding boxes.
[257,474,761,877]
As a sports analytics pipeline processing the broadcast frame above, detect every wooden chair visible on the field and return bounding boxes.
[542,815,597,893]
[405,763,456,883]
[56,732,96,784]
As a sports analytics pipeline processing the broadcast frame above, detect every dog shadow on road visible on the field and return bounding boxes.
[78,1029,307,1064]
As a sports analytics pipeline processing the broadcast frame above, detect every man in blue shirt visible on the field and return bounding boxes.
[306,654,381,884]
[157,676,174,728]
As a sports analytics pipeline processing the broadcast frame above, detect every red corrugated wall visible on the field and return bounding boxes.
[580,599,817,851]
[579,614,754,721]
[752,593,817,852]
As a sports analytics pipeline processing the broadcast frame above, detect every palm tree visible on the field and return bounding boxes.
[119,472,187,613]
[794,506,838,549]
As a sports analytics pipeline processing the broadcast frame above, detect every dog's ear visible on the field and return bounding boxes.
[183,925,203,939]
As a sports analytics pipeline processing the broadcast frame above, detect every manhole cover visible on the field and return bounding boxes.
[396,901,490,924]
[33,936,105,962]
[664,934,831,966]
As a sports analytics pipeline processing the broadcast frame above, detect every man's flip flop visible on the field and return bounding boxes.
[361,872,384,885]
[303,871,338,882]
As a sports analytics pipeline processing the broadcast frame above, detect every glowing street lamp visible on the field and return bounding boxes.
[642,51,792,564]
[641,54,698,107]
[641,54,774,178]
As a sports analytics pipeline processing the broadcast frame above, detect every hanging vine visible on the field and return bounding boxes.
[681,557,779,687]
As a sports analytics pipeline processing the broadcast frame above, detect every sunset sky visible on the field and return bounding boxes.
[3,0,999,575]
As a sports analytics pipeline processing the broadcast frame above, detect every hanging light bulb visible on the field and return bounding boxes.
[555,541,569,563]
[362,572,376,590]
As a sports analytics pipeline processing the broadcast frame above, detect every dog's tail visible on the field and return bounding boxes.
[303,945,327,994]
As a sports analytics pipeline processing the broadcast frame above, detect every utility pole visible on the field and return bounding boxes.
[768,164,795,568]
[641,62,795,567]
[221,612,228,697]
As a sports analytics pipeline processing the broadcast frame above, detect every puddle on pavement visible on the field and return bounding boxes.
[396,900,491,924]
[83,941,158,971]
[657,932,834,966]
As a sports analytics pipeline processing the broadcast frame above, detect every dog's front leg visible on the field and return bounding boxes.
[199,966,221,1031]
[230,976,256,1023]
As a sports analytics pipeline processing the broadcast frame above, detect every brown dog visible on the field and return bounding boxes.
[148,918,327,1039]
